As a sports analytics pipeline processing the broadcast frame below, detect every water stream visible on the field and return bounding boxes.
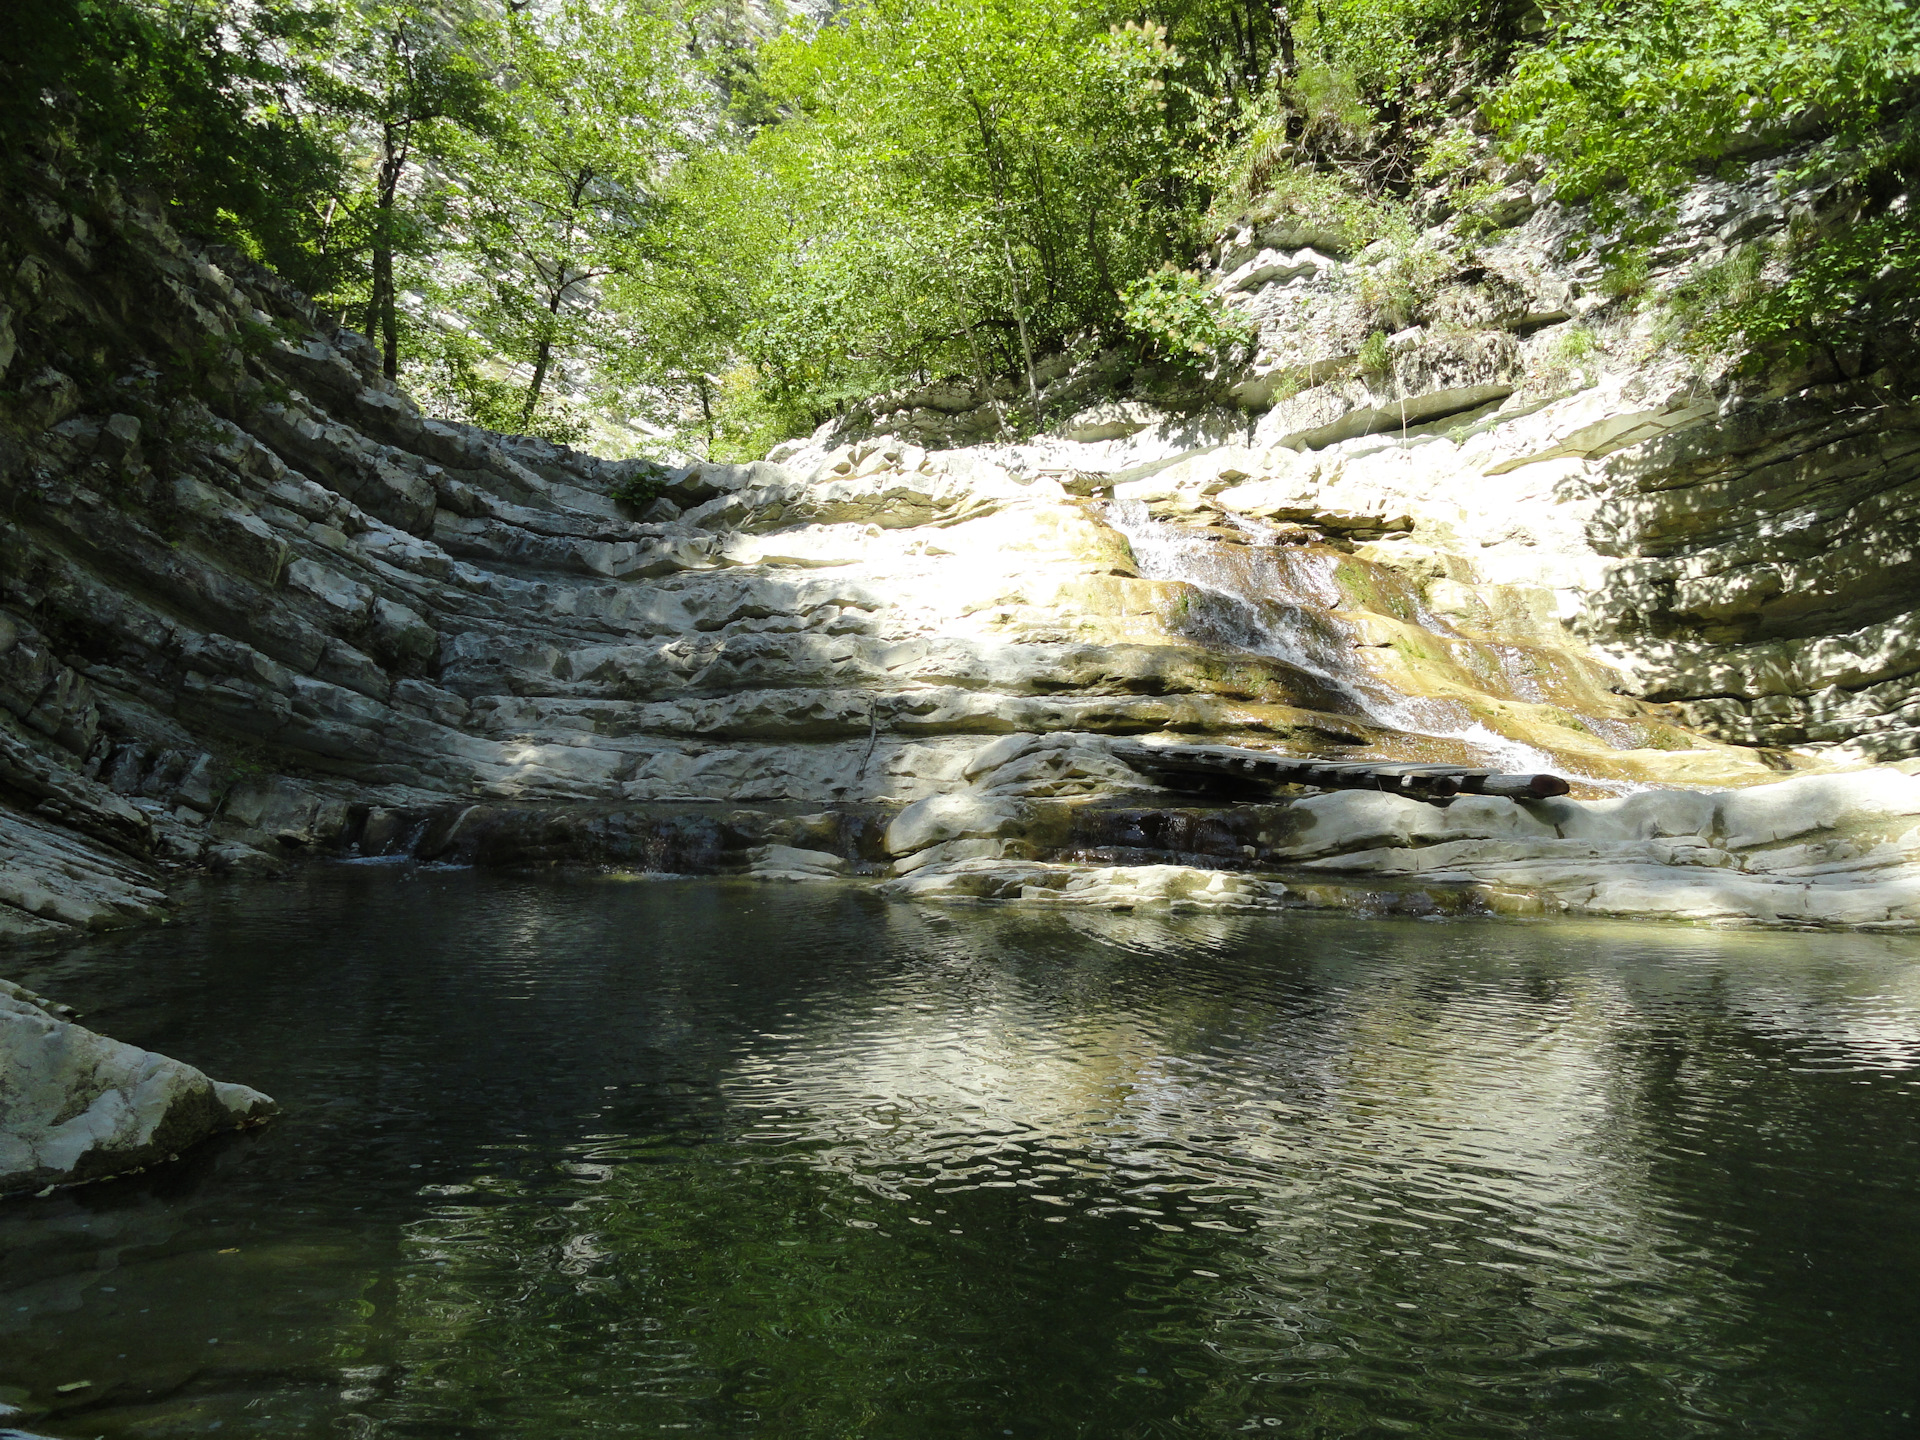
[1105,499,1575,775]
[5,868,1920,1437]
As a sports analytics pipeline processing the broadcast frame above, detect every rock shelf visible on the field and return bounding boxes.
[1110,740,1573,803]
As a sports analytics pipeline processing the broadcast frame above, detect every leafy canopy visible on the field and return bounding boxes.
[652,0,1195,433]
[0,0,343,285]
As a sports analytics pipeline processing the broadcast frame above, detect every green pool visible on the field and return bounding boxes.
[4,866,1919,1437]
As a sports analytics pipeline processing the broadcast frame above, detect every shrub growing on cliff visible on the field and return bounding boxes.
[1121,267,1257,372]
[1356,328,1392,376]
[1488,0,1920,371]
[609,459,674,507]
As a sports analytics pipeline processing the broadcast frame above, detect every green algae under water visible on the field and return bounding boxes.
[5,866,1920,1439]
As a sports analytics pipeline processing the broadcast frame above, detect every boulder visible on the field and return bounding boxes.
[0,980,276,1195]
[885,792,1025,856]
[747,844,849,882]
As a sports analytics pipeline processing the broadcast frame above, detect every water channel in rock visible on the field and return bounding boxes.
[5,866,1920,1437]
[1103,499,1584,779]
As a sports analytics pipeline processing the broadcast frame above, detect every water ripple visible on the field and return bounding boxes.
[3,875,1919,1437]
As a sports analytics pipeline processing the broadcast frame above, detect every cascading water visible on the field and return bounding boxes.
[1107,500,1359,694]
[1105,499,1577,776]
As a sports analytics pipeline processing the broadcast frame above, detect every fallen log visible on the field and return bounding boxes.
[1111,741,1570,806]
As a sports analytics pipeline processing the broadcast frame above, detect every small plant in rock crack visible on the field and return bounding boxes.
[1122,266,1258,372]
[609,459,674,506]
[1357,329,1392,377]
[1533,322,1603,392]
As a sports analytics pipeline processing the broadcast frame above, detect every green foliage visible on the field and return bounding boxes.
[414,0,695,435]
[294,1,504,378]
[405,325,591,445]
[1356,328,1392,376]
[10,0,1917,455]
[1355,232,1449,329]
[1415,124,1480,184]
[705,363,820,463]
[608,459,675,506]
[1534,322,1603,392]
[1597,247,1651,301]
[0,0,343,281]
[1121,267,1257,371]
[1549,325,1599,364]
[1299,0,1516,105]
[616,0,1348,448]
[1671,185,1920,368]
[1490,0,1919,232]
[1488,0,1920,368]
[1199,0,1519,304]
[1208,91,1405,241]
[636,0,1208,437]
[1207,0,1523,215]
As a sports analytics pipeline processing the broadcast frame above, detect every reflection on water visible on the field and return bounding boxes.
[4,868,1920,1438]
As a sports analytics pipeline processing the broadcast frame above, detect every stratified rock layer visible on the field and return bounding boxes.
[2,151,1919,937]
[835,137,1920,763]
[882,747,1920,928]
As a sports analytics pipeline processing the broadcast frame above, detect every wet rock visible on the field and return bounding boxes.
[203,841,288,877]
[0,980,275,1196]
[747,844,849,882]
[0,808,171,938]
[883,859,1290,910]
[868,764,1920,928]
[885,793,1025,856]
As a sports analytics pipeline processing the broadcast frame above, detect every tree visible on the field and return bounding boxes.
[0,0,343,282]
[631,0,1197,449]
[302,0,498,380]
[425,0,695,437]
[1488,0,1920,369]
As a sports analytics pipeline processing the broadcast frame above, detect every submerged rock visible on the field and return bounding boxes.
[0,980,275,1196]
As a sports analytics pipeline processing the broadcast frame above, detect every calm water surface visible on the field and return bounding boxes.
[4,867,1920,1438]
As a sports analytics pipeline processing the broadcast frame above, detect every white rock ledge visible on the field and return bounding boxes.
[0,979,276,1197]
[878,767,1920,929]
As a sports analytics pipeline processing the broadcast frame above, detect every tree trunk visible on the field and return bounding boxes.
[376,249,399,381]
[369,118,411,382]
[962,321,1010,440]
[1087,207,1118,313]
[520,337,554,433]
[1002,238,1043,429]
[519,286,567,431]
[966,94,1043,430]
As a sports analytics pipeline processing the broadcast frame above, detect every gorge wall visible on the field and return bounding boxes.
[843,144,1920,762]
[5,146,1920,950]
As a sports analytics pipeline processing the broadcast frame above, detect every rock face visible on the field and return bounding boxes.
[828,144,1920,765]
[882,753,1920,928]
[0,979,275,1195]
[2,149,1919,938]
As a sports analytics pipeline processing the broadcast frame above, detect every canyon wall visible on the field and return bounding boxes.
[3,148,1920,945]
[843,143,1920,761]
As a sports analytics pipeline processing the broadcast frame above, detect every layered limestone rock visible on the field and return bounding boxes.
[823,136,1920,764]
[0,979,275,1195]
[881,747,1920,928]
[2,150,1918,940]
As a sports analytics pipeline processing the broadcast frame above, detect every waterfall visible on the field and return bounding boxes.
[1104,499,1572,775]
